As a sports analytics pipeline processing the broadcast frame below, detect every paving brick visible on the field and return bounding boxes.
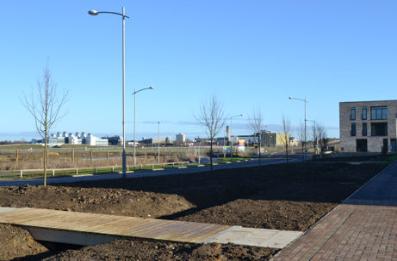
[272,162,397,261]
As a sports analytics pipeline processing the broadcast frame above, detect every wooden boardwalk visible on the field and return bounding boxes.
[0,207,302,248]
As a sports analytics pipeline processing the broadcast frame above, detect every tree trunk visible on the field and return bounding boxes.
[43,133,48,187]
[15,149,19,170]
[210,138,213,171]
[258,135,261,165]
[286,143,289,163]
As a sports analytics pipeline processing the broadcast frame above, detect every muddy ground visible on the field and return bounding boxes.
[42,240,276,261]
[0,161,387,260]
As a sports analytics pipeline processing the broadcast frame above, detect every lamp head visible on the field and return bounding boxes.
[88,9,99,16]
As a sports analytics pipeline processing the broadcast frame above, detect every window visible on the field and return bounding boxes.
[362,123,367,136]
[362,107,367,120]
[371,106,388,120]
[351,123,356,136]
[371,122,388,136]
[350,107,356,120]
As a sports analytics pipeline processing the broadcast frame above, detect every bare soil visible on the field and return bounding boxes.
[0,224,47,260]
[0,161,386,260]
[42,240,275,261]
[0,187,193,219]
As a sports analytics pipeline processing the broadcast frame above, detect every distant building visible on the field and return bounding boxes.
[139,138,153,146]
[67,133,82,145]
[215,137,228,145]
[225,126,231,141]
[340,100,397,153]
[86,134,108,146]
[31,138,43,144]
[127,141,139,147]
[107,136,122,146]
[236,131,279,147]
[49,133,66,145]
[260,131,277,147]
[47,132,108,146]
[275,133,290,146]
[175,133,187,145]
[235,135,257,146]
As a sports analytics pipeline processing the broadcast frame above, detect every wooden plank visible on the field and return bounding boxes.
[0,208,60,225]
[0,207,303,248]
[0,207,231,244]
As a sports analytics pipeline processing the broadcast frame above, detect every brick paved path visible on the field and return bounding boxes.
[273,161,397,260]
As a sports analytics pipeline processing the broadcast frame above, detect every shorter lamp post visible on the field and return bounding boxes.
[227,114,243,158]
[289,96,308,161]
[133,87,154,167]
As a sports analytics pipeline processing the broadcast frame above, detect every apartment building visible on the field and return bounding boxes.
[340,100,397,153]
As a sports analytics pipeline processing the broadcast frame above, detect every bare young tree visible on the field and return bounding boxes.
[281,116,291,163]
[23,65,68,186]
[249,108,264,163]
[316,124,328,154]
[311,123,319,155]
[196,96,225,170]
[297,123,305,155]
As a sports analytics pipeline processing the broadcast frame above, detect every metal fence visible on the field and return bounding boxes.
[0,160,193,179]
[0,146,215,171]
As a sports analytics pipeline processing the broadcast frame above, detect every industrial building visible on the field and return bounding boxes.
[235,131,289,147]
[48,132,109,146]
[175,133,187,145]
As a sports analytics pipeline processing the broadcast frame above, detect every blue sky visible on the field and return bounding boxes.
[1,1,397,140]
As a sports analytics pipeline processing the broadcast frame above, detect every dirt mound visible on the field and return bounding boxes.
[190,243,275,260]
[178,199,335,231]
[0,186,194,218]
[43,239,275,261]
[0,224,47,260]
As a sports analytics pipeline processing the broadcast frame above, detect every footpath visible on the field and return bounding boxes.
[273,161,397,260]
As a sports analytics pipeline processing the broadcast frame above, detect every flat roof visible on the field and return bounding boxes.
[340,99,397,104]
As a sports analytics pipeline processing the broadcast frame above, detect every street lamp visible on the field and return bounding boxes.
[289,96,308,161]
[133,87,154,167]
[227,114,243,158]
[88,7,130,178]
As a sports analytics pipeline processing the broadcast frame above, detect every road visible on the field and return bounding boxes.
[0,156,301,187]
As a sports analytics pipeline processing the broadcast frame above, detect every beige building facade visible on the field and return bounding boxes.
[340,100,397,153]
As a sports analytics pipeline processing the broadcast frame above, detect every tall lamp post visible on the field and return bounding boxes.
[289,96,308,161]
[227,114,243,158]
[88,7,129,178]
[133,87,154,167]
